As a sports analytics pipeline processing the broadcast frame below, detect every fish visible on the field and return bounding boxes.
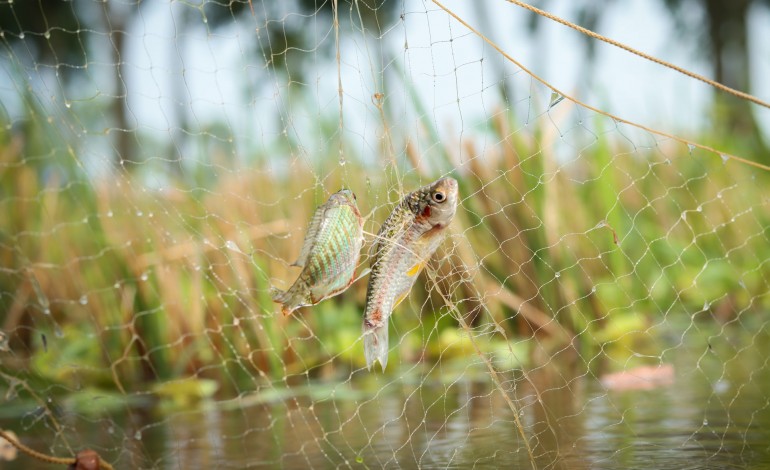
[362,176,459,370]
[272,189,364,316]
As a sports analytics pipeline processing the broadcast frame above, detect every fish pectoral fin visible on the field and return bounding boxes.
[406,261,424,277]
[393,291,409,308]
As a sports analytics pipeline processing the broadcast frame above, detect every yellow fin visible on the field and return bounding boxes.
[394,292,409,308]
[406,262,424,277]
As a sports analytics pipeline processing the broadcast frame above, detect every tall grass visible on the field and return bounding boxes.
[1,99,769,403]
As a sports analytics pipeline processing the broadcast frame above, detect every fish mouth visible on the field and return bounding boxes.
[331,188,357,206]
[435,176,458,190]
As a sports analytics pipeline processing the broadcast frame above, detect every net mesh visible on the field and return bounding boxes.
[1,1,769,468]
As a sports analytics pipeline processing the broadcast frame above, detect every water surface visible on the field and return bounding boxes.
[3,321,770,469]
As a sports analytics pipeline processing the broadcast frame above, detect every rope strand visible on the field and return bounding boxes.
[0,429,114,470]
[430,0,770,172]
[505,0,770,111]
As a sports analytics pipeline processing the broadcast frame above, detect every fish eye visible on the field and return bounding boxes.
[433,192,446,203]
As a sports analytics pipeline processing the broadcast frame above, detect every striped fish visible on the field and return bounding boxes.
[272,189,364,316]
[363,177,459,370]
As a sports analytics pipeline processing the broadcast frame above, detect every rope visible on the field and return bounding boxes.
[505,0,770,111]
[0,429,114,470]
[430,0,770,172]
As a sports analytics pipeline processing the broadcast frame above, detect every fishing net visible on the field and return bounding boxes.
[1,1,769,468]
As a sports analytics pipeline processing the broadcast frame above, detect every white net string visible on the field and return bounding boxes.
[0,1,769,468]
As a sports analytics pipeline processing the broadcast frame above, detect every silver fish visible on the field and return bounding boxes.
[363,177,459,370]
[272,189,364,316]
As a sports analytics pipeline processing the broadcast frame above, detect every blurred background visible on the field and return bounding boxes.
[1,1,770,468]
[2,0,769,176]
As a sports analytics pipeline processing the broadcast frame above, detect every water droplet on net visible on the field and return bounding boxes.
[54,324,64,338]
[713,380,729,394]
[64,101,71,109]
[106,210,113,218]
[79,295,88,305]
[555,272,561,278]
[140,272,148,282]
[136,210,143,217]
[134,431,142,441]
[702,418,708,426]
[43,308,51,315]
[225,240,241,253]
[44,31,50,39]
[687,144,695,154]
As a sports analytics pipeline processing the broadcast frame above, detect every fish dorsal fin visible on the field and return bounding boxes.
[291,203,328,267]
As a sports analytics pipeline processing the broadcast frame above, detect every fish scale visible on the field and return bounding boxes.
[363,177,459,370]
[272,189,364,316]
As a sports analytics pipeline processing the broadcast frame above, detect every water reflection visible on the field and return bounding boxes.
[192,352,765,468]
[2,324,770,468]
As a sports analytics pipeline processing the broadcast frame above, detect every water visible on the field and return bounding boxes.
[2,323,770,469]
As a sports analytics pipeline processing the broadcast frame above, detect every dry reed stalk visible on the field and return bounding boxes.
[484,276,572,345]
[134,219,290,269]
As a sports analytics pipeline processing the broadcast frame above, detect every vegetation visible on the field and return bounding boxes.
[530,0,770,158]
[1,93,768,413]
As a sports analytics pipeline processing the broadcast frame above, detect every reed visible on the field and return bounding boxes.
[1,100,768,399]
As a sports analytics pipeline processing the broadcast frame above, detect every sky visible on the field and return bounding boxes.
[2,0,769,172]
[123,0,770,160]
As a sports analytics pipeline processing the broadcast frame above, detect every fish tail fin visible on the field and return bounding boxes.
[271,284,309,316]
[363,319,389,371]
